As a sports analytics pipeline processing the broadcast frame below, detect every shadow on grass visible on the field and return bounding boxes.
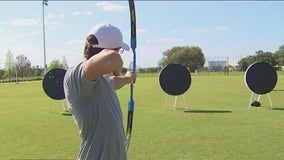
[184,109,232,114]
[272,89,284,92]
[61,112,72,116]
[250,105,284,111]
[271,107,284,111]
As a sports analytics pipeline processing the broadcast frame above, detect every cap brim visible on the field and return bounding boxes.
[122,43,130,51]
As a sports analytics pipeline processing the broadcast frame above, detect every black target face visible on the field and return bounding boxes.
[159,64,191,96]
[245,62,277,94]
[42,68,66,100]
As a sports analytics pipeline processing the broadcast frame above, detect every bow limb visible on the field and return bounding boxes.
[126,0,136,151]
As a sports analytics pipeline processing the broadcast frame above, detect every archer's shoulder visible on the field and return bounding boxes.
[83,49,122,81]
[101,49,121,57]
[96,49,122,64]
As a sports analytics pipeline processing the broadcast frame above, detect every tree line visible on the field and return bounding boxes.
[238,45,284,71]
[0,49,68,81]
[1,45,283,81]
[159,45,284,72]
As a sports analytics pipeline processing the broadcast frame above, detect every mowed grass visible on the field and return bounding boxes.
[1,73,284,159]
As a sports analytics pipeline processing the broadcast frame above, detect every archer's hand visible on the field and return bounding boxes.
[125,71,136,84]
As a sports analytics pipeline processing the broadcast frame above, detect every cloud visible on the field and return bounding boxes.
[146,40,155,44]
[46,13,55,19]
[45,13,65,28]
[46,13,65,19]
[191,26,228,33]
[191,28,210,33]
[63,39,85,46]
[158,38,185,44]
[15,27,56,39]
[72,11,92,16]
[137,29,150,35]
[9,18,39,26]
[58,14,65,18]
[146,38,185,44]
[95,2,127,12]
[0,14,64,28]
[215,26,228,31]
[171,30,177,33]
[258,36,267,41]
[0,28,4,32]
[0,21,7,25]
[16,30,42,39]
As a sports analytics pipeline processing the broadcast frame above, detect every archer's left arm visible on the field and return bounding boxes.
[110,71,136,90]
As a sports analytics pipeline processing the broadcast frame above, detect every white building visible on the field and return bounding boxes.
[208,61,228,71]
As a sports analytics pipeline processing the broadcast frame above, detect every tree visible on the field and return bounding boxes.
[31,65,43,77]
[238,55,256,71]
[48,59,63,71]
[48,57,69,71]
[4,49,16,79]
[159,46,205,72]
[274,45,284,65]
[238,50,277,71]
[15,54,32,78]
[0,69,5,79]
[61,55,68,69]
[255,50,276,66]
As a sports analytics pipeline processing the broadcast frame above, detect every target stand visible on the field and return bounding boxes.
[159,64,191,111]
[42,68,70,114]
[244,62,277,108]
[163,94,188,111]
[249,93,273,108]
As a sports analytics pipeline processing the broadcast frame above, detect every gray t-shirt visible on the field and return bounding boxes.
[63,62,127,160]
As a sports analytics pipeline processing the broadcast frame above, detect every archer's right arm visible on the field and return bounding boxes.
[83,49,123,81]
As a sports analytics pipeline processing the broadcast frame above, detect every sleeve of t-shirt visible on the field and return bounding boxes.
[65,62,97,98]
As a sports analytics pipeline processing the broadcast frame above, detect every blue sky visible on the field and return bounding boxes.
[0,1,283,69]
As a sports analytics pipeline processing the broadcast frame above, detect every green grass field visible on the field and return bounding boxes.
[1,73,284,159]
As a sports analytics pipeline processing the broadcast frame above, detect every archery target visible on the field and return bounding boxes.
[244,62,277,95]
[42,68,66,100]
[159,64,191,96]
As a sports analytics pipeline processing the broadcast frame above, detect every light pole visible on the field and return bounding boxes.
[42,0,48,75]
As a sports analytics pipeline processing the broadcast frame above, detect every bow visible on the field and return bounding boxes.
[126,0,136,151]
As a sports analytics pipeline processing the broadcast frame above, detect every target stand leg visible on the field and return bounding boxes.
[174,96,178,111]
[49,99,70,114]
[60,100,69,112]
[249,93,261,108]
[249,92,255,108]
[182,95,188,110]
[249,92,273,108]
[163,94,175,110]
[163,95,169,110]
[257,95,261,102]
[164,95,188,111]
[267,93,273,108]
[258,93,273,108]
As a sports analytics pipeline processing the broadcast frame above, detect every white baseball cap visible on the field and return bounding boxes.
[88,23,130,51]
